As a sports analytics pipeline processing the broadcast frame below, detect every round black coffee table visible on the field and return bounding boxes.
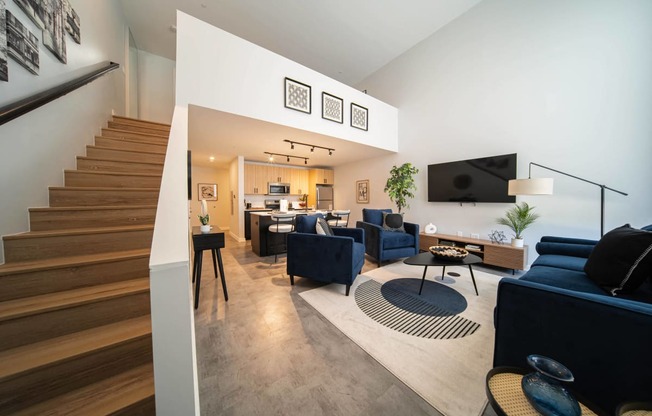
[403,252,482,296]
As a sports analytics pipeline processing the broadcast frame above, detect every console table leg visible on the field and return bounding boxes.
[211,249,219,279]
[194,251,203,309]
[468,265,479,296]
[419,266,428,295]
[215,248,228,301]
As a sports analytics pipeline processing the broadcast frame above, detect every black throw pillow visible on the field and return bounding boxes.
[315,217,334,236]
[584,224,652,295]
[382,212,405,232]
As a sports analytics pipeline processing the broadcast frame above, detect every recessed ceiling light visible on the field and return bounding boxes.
[209,156,215,162]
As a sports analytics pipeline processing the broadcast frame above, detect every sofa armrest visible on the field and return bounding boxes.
[535,242,595,258]
[333,227,364,244]
[540,236,599,246]
[404,222,420,250]
[287,233,356,281]
[356,221,383,259]
[494,278,652,414]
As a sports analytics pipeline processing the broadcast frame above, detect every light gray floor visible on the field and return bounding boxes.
[194,236,510,415]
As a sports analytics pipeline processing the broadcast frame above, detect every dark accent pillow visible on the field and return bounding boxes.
[584,224,652,294]
[315,217,334,236]
[382,212,405,232]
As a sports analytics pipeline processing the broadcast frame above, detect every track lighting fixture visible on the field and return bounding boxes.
[283,140,334,156]
[264,152,308,165]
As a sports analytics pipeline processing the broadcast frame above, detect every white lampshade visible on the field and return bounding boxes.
[508,178,554,196]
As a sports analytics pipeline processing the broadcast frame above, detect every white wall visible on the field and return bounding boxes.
[338,0,652,264]
[175,11,398,152]
[0,0,129,263]
[229,157,245,241]
[189,165,231,230]
[137,49,175,123]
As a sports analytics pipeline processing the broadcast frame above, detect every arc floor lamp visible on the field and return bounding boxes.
[508,162,628,236]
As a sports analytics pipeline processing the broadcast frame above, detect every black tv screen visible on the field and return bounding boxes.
[428,153,516,203]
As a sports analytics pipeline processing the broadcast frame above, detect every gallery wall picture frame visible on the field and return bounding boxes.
[198,183,218,201]
[63,0,80,44]
[356,179,369,204]
[13,0,47,30]
[284,77,311,114]
[6,10,39,75]
[321,92,343,123]
[43,0,67,64]
[351,103,368,131]
[0,0,8,82]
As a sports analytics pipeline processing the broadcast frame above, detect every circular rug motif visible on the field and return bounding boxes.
[355,278,480,339]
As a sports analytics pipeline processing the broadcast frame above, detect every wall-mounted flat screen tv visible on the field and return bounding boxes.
[428,153,517,203]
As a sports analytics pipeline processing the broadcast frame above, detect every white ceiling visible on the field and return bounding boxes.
[121,0,481,86]
[121,0,482,170]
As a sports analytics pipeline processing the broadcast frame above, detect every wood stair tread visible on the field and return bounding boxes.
[3,224,154,240]
[86,145,166,156]
[77,156,164,166]
[63,169,162,178]
[14,364,154,416]
[95,135,167,145]
[102,128,169,139]
[29,205,158,212]
[112,115,171,128]
[49,186,159,191]
[0,248,150,276]
[0,278,150,322]
[0,315,151,380]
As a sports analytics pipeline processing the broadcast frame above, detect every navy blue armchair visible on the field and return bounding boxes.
[287,214,365,296]
[355,208,419,267]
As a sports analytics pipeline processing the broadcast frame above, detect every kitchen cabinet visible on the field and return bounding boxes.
[244,164,269,194]
[291,169,309,195]
[310,168,334,185]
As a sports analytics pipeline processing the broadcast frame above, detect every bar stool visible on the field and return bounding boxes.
[327,209,350,228]
[191,226,228,310]
[268,212,296,262]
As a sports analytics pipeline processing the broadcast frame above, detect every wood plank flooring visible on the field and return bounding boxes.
[194,236,504,416]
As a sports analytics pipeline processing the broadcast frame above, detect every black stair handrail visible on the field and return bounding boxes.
[0,61,120,127]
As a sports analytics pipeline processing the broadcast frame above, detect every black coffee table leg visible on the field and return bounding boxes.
[418,265,429,295]
[468,265,479,296]
[441,265,446,280]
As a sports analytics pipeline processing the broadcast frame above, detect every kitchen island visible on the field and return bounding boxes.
[250,211,325,257]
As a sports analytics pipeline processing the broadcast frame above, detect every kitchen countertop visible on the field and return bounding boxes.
[250,210,326,217]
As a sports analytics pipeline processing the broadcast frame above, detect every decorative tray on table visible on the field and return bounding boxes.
[429,245,469,261]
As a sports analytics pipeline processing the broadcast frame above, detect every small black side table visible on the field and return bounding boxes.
[191,226,228,310]
[403,252,482,296]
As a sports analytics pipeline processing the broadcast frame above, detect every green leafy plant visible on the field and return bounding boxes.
[497,202,539,239]
[198,214,210,225]
[384,163,419,213]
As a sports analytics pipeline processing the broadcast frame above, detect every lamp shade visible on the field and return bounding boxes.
[508,178,554,196]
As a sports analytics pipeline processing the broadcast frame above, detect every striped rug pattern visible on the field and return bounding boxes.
[354,279,480,339]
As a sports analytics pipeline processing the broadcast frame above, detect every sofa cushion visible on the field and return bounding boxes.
[362,208,392,226]
[584,224,652,294]
[295,213,323,234]
[316,217,334,236]
[520,266,607,296]
[382,212,405,232]
[382,231,415,250]
[531,254,588,272]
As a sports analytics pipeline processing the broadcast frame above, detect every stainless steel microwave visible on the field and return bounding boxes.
[268,182,291,195]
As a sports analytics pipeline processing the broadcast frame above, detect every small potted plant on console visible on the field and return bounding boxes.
[497,202,539,247]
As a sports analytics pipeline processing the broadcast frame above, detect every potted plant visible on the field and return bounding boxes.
[198,214,210,233]
[497,202,539,247]
[384,163,419,213]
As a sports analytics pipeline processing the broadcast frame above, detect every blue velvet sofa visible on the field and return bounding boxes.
[286,214,365,296]
[355,208,419,267]
[494,227,652,414]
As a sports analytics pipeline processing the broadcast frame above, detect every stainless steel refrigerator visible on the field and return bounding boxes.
[316,185,334,210]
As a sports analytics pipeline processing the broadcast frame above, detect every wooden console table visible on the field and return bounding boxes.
[419,233,528,271]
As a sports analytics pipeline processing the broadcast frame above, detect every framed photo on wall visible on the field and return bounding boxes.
[321,92,343,123]
[351,103,368,131]
[198,183,218,201]
[356,179,369,204]
[284,77,311,114]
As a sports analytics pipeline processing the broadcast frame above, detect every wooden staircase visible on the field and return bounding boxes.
[0,116,170,415]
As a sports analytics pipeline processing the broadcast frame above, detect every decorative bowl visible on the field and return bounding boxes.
[429,245,468,261]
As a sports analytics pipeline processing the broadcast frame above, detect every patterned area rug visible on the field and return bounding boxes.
[299,261,501,416]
